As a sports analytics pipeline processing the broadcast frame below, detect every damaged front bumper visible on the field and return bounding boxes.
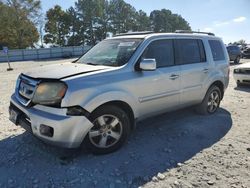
[9,94,93,148]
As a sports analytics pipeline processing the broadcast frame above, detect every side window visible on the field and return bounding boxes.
[198,40,206,62]
[209,40,225,61]
[142,40,174,68]
[175,39,205,65]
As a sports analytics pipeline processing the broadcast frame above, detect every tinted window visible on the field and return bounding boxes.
[227,46,240,51]
[209,40,225,61]
[142,40,174,68]
[233,46,240,51]
[198,40,206,62]
[227,46,239,51]
[175,39,205,65]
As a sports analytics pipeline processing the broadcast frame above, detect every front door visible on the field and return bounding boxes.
[133,39,181,118]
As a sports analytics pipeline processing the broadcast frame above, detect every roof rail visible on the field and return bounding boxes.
[115,31,154,37]
[175,30,215,36]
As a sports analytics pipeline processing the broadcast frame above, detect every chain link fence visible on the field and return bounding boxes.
[0,46,91,63]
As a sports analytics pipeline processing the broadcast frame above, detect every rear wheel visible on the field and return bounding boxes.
[237,82,243,87]
[234,56,240,64]
[196,85,221,115]
[85,105,130,154]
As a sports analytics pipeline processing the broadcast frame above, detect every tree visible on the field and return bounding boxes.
[150,9,191,32]
[6,0,41,24]
[234,39,247,47]
[94,0,111,42]
[134,10,151,31]
[76,0,104,45]
[0,1,40,49]
[109,0,137,34]
[42,1,192,47]
[44,5,71,46]
[67,6,81,46]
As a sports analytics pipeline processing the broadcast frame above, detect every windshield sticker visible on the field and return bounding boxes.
[118,42,135,47]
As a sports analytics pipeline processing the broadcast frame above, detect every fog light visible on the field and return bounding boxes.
[40,124,54,137]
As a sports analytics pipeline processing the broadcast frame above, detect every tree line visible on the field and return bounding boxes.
[0,0,41,49]
[0,0,191,49]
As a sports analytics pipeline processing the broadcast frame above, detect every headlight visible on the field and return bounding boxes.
[32,82,67,107]
[234,69,240,73]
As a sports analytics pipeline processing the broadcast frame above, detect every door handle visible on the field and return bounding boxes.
[169,74,179,80]
[203,68,209,73]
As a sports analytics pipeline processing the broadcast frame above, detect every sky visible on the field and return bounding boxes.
[41,0,250,44]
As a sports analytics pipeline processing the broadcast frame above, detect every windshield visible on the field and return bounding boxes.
[77,38,142,67]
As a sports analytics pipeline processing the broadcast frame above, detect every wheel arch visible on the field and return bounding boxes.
[91,100,136,130]
[209,80,225,99]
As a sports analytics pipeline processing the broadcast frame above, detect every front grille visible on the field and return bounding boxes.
[243,80,250,83]
[243,69,250,74]
[236,69,250,74]
[15,75,38,106]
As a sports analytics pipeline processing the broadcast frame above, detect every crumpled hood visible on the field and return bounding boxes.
[24,62,110,79]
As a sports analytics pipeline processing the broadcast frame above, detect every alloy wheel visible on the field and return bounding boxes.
[207,90,220,113]
[88,115,122,148]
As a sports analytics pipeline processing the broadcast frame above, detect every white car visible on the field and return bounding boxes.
[233,62,250,86]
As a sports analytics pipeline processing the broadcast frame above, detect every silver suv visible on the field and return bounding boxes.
[9,31,229,154]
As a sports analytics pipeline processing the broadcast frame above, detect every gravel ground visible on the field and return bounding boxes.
[0,58,249,188]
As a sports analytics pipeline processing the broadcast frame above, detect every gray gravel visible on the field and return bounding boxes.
[0,58,250,188]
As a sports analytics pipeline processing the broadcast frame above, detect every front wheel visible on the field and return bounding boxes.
[196,85,221,115]
[85,105,130,154]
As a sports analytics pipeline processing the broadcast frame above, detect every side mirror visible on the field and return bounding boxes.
[139,59,156,71]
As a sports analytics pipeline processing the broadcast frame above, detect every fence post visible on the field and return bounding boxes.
[50,48,52,59]
[36,49,39,60]
[22,49,24,61]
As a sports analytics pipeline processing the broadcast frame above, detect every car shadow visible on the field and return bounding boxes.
[0,108,232,187]
[234,85,250,92]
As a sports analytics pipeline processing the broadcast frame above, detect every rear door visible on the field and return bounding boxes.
[175,39,209,106]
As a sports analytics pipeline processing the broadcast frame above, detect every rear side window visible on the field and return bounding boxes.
[209,40,225,61]
[175,39,206,65]
[142,39,174,68]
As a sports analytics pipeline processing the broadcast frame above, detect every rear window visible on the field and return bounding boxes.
[227,46,239,50]
[209,40,225,61]
[175,39,206,65]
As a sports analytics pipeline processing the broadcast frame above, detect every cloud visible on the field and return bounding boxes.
[202,16,247,33]
[233,16,246,23]
[214,21,230,27]
[203,27,213,32]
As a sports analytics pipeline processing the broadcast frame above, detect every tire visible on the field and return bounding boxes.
[196,85,221,115]
[237,82,243,87]
[85,105,131,154]
[234,56,240,64]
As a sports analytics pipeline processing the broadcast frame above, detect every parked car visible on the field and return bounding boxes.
[241,47,250,58]
[9,31,229,154]
[233,62,250,86]
[226,45,241,64]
